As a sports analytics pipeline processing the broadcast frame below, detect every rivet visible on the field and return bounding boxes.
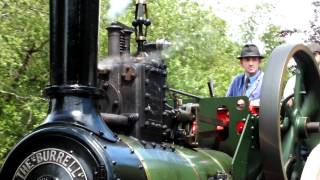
[161,144,167,150]
[151,142,156,148]
[141,140,147,147]
[99,131,104,136]
[145,93,151,99]
[145,121,150,126]
[130,149,134,154]
[170,146,175,152]
[102,83,109,89]
[112,160,117,165]
[162,132,167,136]
[145,79,150,85]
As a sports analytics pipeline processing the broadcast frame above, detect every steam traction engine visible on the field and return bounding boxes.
[1,0,320,180]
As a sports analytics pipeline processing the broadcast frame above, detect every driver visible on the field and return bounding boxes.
[226,44,264,106]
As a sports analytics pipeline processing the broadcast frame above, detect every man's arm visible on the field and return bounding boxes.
[226,74,242,97]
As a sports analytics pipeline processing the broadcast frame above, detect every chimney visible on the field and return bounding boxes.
[44,0,116,141]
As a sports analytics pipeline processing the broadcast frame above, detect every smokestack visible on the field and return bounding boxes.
[45,0,116,141]
[49,0,99,86]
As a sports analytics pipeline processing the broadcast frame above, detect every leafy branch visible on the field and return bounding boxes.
[0,89,46,101]
[12,39,49,84]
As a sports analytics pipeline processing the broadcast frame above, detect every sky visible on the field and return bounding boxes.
[196,0,315,50]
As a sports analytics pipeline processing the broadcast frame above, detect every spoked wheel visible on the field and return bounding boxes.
[260,44,320,180]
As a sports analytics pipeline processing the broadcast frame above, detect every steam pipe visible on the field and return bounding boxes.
[107,23,122,57]
[122,29,134,57]
[169,88,203,100]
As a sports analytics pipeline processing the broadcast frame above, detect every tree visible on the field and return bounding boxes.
[260,24,285,58]
[306,1,320,42]
[239,3,274,44]
[0,0,49,165]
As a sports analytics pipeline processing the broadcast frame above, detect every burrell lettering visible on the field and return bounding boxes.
[13,148,87,180]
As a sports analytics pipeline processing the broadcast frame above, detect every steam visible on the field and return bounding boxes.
[107,0,132,21]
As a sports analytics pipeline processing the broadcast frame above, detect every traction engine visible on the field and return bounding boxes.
[1,0,320,180]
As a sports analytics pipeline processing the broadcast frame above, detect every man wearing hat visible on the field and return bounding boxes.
[226,44,264,104]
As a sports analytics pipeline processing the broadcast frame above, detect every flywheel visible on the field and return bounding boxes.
[260,44,320,180]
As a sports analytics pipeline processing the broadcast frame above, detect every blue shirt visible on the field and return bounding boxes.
[226,70,264,102]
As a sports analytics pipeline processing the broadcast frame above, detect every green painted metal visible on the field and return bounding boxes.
[282,126,294,164]
[231,114,262,180]
[197,96,251,156]
[259,44,320,179]
[120,135,232,180]
[294,70,302,109]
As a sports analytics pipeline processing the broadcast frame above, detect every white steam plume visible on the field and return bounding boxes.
[107,0,132,21]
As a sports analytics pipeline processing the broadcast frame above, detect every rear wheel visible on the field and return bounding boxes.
[260,44,320,179]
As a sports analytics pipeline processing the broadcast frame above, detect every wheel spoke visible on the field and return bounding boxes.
[293,70,303,110]
[282,126,295,163]
[300,92,319,118]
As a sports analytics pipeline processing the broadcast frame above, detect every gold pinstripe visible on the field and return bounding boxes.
[119,136,152,180]
[196,149,225,170]
[175,148,201,180]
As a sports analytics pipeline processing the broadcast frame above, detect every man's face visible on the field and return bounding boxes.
[240,57,261,76]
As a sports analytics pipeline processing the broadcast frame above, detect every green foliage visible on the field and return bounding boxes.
[260,24,284,58]
[306,1,320,42]
[0,0,49,165]
[239,3,274,44]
